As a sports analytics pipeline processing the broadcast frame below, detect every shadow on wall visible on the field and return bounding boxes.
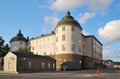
[61,61,81,71]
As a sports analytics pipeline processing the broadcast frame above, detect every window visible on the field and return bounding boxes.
[56,37,58,42]
[62,26,65,31]
[71,26,75,31]
[71,44,75,51]
[42,62,45,68]
[72,35,75,40]
[48,63,50,69]
[53,64,55,68]
[62,35,65,41]
[28,61,31,68]
[20,41,22,45]
[62,45,65,51]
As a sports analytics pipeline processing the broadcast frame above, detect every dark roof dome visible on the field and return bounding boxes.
[56,11,82,30]
[10,30,27,42]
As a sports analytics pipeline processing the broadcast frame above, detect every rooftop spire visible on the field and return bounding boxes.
[66,10,70,15]
[16,29,23,37]
[19,29,21,34]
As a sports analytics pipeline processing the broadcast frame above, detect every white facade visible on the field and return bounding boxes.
[30,26,83,56]
[30,33,55,55]
[55,25,82,55]
[30,11,102,62]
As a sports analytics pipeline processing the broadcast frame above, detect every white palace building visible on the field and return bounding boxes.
[30,11,102,70]
[4,11,102,72]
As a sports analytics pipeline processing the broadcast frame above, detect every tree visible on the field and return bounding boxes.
[0,36,10,69]
[16,48,33,54]
[1,44,10,56]
[0,36,4,56]
[0,36,10,57]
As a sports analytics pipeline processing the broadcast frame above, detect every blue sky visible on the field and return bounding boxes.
[0,0,120,61]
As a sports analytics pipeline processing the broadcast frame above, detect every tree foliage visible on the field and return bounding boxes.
[16,48,33,54]
[0,36,10,67]
[0,36,4,53]
[0,36,10,57]
[1,44,10,56]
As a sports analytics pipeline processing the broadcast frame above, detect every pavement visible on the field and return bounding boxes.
[0,69,120,79]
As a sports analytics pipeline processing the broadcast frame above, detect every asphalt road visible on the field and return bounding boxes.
[0,69,120,79]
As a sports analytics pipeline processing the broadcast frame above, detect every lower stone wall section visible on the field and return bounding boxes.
[50,54,82,71]
[50,54,102,71]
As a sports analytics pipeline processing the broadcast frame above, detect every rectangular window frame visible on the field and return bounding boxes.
[62,45,65,51]
[62,35,65,41]
[71,44,75,51]
[62,26,65,31]
[56,37,58,42]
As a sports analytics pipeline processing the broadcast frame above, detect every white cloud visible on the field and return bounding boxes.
[50,0,113,11]
[41,27,47,33]
[44,16,59,28]
[98,20,120,44]
[88,0,113,11]
[103,46,120,61]
[51,0,85,11]
[42,16,59,33]
[81,30,89,35]
[78,12,96,24]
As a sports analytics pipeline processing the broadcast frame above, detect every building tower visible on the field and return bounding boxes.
[55,11,83,70]
[10,30,29,52]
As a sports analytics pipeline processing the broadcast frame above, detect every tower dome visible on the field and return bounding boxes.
[10,30,27,43]
[56,11,82,30]
[10,30,28,52]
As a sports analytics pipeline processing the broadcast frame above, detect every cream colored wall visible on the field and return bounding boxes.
[84,37,102,61]
[84,37,93,57]
[4,52,17,72]
[93,38,102,61]
[55,25,82,55]
[30,34,55,55]
[82,35,86,56]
